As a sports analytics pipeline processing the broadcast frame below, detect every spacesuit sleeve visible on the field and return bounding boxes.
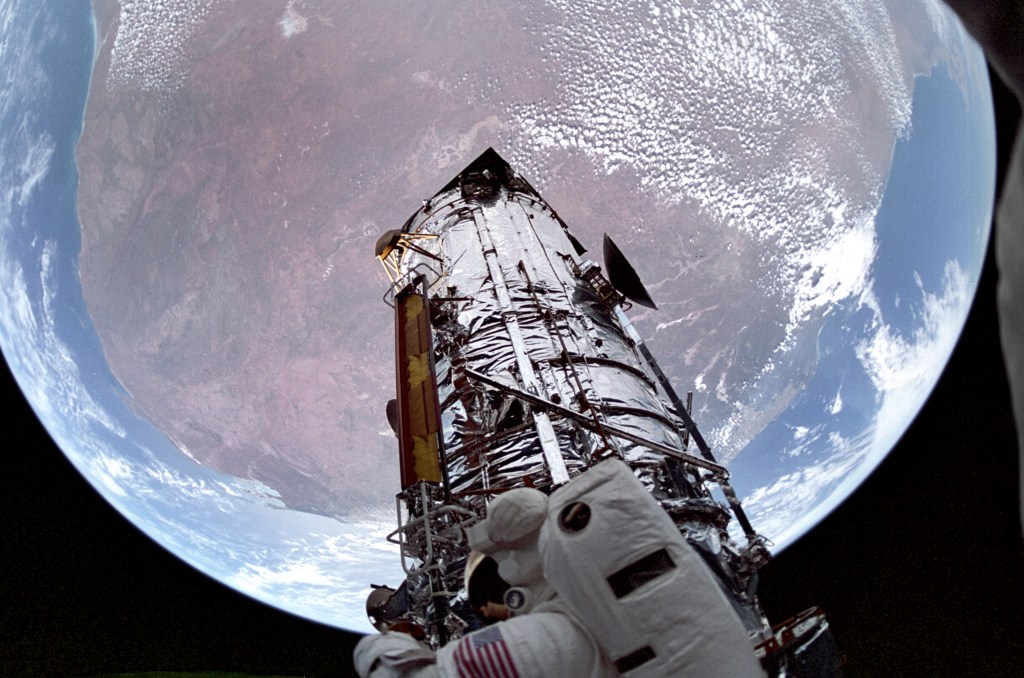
[356,612,606,678]
[435,610,611,678]
[353,632,441,678]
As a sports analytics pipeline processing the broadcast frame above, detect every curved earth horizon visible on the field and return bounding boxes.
[0,0,995,630]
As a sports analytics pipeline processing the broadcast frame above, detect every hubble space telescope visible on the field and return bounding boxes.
[367,149,839,675]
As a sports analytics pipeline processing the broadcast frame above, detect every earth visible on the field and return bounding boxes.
[0,0,994,631]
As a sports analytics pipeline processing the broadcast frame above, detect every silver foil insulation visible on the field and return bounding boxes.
[374,149,770,642]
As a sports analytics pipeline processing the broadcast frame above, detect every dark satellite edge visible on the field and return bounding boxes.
[603,234,659,310]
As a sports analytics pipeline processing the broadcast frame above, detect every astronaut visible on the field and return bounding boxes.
[354,487,617,677]
[355,461,765,677]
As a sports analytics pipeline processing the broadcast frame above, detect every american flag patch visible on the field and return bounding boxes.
[453,625,520,678]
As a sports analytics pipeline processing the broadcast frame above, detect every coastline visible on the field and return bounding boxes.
[80,0,118,125]
[74,0,120,286]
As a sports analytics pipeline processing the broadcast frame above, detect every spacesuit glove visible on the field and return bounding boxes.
[354,631,439,677]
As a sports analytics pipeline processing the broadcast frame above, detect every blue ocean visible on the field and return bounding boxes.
[730,63,995,510]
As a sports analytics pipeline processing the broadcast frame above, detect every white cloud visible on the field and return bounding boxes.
[786,212,878,344]
[15,138,54,207]
[830,388,843,415]
[745,259,975,551]
[857,260,972,440]
[85,451,133,498]
[231,560,337,589]
[108,0,213,93]
[218,518,398,631]
[740,426,873,550]
[0,237,125,447]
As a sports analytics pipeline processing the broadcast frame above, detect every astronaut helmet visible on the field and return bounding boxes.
[464,550,511,623]
[465,487,548,588]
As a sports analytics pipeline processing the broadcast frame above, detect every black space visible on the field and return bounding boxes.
[2,69,1022,678]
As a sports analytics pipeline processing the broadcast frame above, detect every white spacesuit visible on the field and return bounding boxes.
[536,460,765,677]
[354,486,616,677]
[354,461,764,677]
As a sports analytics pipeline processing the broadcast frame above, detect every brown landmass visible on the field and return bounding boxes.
[77,0,574,514]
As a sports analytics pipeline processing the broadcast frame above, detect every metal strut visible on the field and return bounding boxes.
[465,368,729,478]
[609,305,761,541]
[610,305,717,463]
[474,209,569,485]
[517,260,617,459]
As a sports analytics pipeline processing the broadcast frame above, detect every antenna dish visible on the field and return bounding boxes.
[603,234,658,309]
[385,398,399,435]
